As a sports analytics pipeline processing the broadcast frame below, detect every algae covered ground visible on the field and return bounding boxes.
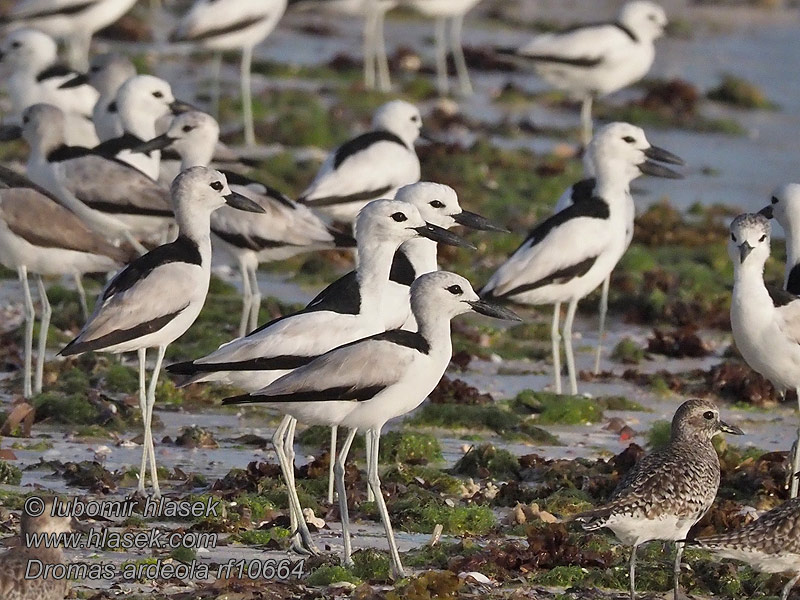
[1,0,800,599]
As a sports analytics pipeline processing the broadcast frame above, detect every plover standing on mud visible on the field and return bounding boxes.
[575,398,744,600]
[0,496,76,600]
[728,213,800,498]
[693,495,800,600]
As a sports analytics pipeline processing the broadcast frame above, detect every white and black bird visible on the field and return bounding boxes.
[135,110,356,335]
[170,0,289,147]
[298,100,423,225]
[759,183,800,295]
[0,28,99,146]
[0,165,128,398]
[497,0,667,145]
[401,0,482,96]
[575,398,744,600]
[87,53,137,142]
[168,200,471,551]
[18,103,173,251]
[692,496,800,600]
[1,0,137,69]
[552,132,683,375]
[289,0,397,92]
[223,271,520,578]
[728,213,800,498]
[481,123,682,395]
[59,167,265,497]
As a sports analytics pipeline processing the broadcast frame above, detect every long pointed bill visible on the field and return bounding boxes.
[131,133,175,155]
[169,99,198,115]
[644,145,685,165]
[225,191,265,213]
[759,205,774,219]
[0,124,22,141]
[466,300,523,322]
[453,210,509,233]
[419,128,437,143]
[719,420,744,435]
[639,160,684,179]
[413,223,476,249]
[738,241,753,264]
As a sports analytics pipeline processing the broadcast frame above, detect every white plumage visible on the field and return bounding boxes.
[88,53,137,142]
[299,100,423,224]
[761,183,800,295]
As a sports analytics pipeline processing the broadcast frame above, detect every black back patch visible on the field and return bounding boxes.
[47,144,94,162]
[371,329,430,355]
[493,256,598,300]
[171,15,265,42]
[224,384,386,405]
[767,284,799,308]
[94,132,149,158]
[333,130,407,169]
[36,64,87,88]
[522,196,610,249]
[786,265,800,296]
[389,250,416,286]
[614,21,639,42]
[101,235,201,301]
[570,178,597,204]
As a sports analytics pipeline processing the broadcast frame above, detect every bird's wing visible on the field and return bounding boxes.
[229,332,419,403]
[513,23,635,67]
[300,134,418,206]
[170,0,273,42]
[768,285,800,345]
[0,188,127,261]
[695,498,800,554]
[482,200,611,299]
[553,178,597,213]
[58,154,172,216]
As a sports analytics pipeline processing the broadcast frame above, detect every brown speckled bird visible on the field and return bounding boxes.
[693,496,800,600]
[0,497,74,600]
[574,398,744,600]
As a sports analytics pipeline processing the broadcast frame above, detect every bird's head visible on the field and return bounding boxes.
[372,100,424,146]
[170,166,264,215]
[728,212,771,267]
[758,183,800,234]
[0,28,57,72]
[134,110,219,164]
[19,103,65,152]
[619,0,668,42]
[589,122,683,183]
[394,181,506,233]
[88,53,137,96]
[411,271,522,322]
[671,398,744,442]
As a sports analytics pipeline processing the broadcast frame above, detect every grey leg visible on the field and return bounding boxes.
[137,348,149,495]
[364,430,374,502]
[673,541,684,600]
[34,276,51,394]
[580,95,593,147]
[375,8,391,91]
[210,52,223,120]
[335,428,358,568]
[781,573,800,600]
[240,46,255,148]
[248,263,261,333]
[18,267,33,399]
[551,302,562,394]
[434,17,449,96]
[793,390,800,498]
[563,298,579,395]
[450,14,473,96]
[285,416,320,553]
[72,272,88,319]
[367,428,405,579]
[593,275,610,375]
[145,345,166,497]
[328,426,338,504]
[629,544,638,600]
[238,256,252,338]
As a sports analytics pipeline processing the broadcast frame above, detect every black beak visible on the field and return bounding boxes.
[453,210,509,233]
[412,223,476,249]
[131,133,175,155]
[225,191,265,213]
[718,420,744,435]
[466,300,523,322]
[759,204,774,219]
[644,145,685,165]
[169,99,197,115]
[0,124,22,141]
[419,128,437,143]
[639,160,684,179]
[738,241,753,264]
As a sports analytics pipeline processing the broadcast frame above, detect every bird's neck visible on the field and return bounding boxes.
[733,260,771,307]
[120,108,158,140]
[398,237,438,275]
[356,238,399,312]
[175,208,213,262]
[180,145,215,171]
[415,311,452,355]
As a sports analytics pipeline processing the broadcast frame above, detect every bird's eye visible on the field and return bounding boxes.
[622,136,636,144]
[730,233,736,242]
[22,116,29,124]
[391,212,408,222]
[772,196,779,205]
[446,285,463,295]
[182,125,194,133]
[210,181,223,191]
[11,41,21,48]
[759,234,767,242]
[430,200,445,209]
[703,411,714,420]
[89,65,100,73]
[152,91,164,99]
[649,14,657,20]
[410,115,419,122]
